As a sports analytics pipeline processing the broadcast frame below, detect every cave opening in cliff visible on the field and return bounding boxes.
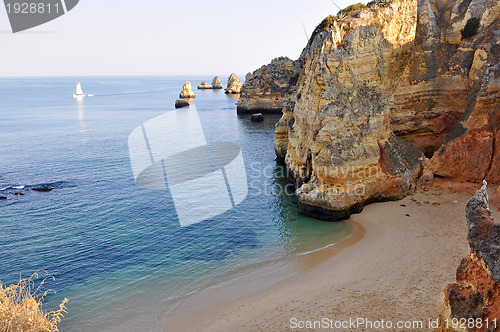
[423,146,437,159]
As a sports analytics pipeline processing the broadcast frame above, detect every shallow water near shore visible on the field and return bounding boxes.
[0,76,354,331]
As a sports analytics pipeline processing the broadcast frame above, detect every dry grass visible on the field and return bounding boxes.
[0,271,67,332]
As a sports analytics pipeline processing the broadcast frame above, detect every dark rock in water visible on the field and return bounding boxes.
[0,196,6,200]
[32,186,53,192]
[250,113,264,122]
[175,99,190,108]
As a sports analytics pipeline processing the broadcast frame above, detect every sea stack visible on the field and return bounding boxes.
[237,57,298,114]
[225,73,242,94]
[211,76,223,89]
[179,81,195,98]
[197,81,212,89]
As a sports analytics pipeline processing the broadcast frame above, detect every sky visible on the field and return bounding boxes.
[0,0,361,76]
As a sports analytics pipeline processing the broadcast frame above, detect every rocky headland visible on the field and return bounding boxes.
[179,81,195,98]
[261,0,500,221]
[225,73,242,94]
[237,57,299,113]
[438,185,500,331]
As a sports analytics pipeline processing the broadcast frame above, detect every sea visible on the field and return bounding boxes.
[0,76,354,331]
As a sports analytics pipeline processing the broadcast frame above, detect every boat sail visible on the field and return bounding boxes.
[73,81,86,98]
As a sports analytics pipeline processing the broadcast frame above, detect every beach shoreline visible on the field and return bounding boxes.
[163,184,499,331]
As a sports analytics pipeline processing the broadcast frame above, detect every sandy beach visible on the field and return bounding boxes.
[164,183,500,331]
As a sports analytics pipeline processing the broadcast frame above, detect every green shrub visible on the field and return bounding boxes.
[308,15,337,44]
[336,3,366,20]
[461,17,480,39]
[366,0,393,9]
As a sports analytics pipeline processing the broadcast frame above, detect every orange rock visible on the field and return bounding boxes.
[431,129,495,181]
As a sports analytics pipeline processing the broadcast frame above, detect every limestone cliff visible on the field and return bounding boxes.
[236,57,298,113]
[423,0,500,182]
[225,73,242,94]
[179,81,195,98]
[272,0,500,220]
[437,186,500,331]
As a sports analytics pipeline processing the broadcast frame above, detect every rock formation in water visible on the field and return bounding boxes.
[197,81,212,89]
[175,99,190,108]
[211,76,223,89]
[250,113,264,122]
[269,0,500,221]
[437,185,500,331]
[179,81,195,98]
[225,73,242,94]
[237,57,299,113]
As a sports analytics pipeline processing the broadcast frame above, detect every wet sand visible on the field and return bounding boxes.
[163,185,499,331]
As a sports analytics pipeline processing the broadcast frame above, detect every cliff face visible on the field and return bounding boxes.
[425,0,500,182]
[437,186,500,331]
[237,57,298,113]
[273,0,500,220]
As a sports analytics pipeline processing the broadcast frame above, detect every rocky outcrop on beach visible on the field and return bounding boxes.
[179,81,195,98]
[211,76,223,89]
[268,0,500,220]
[236,57,298,113]
[437,186,500,331]
[225,74,242,94]
[197,81,212,89]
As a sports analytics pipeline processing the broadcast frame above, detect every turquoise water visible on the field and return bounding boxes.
[0,77,353,331]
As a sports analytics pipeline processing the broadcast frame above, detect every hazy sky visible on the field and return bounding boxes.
[0,0,361,76]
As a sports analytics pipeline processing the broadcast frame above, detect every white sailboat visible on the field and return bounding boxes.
[73,81,86,98]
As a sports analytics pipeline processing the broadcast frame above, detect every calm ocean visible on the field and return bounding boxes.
[0,76,353,331]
